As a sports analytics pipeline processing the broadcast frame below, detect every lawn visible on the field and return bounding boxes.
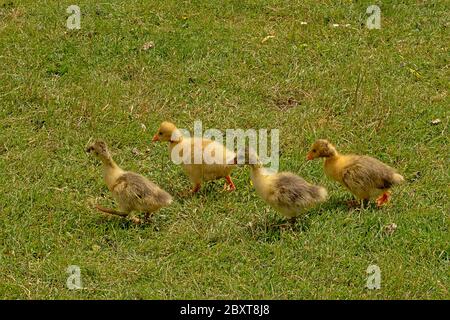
[0,0,448,299]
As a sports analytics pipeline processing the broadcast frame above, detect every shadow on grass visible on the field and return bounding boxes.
[318,195,379,213]
[318,196,351,213]
[174,180,236,204]
[243,196,373,243]
[93,213,167,232]
[246,213,312,243]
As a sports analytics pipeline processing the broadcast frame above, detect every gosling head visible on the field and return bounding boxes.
[306,139,338,160]
[86,140,111,161]
[152,121,182,143]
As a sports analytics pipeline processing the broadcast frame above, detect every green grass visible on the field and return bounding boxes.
[0,0,448,299]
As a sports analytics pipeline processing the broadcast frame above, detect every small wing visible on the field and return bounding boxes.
[112,172,172,211]
[270,173,324,211]
[342,156,397,195]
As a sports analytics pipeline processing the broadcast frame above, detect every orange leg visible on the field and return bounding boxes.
[376,192,391,207]
[224,175,236,191]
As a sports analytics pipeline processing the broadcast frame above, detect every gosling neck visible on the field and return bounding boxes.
[324,150,340,163]
[250,163,262,170]
[169,129,184,144]
[169,137,182,146]
[100,156,119,170]
[100,156,123,190]
[249,163,264,179]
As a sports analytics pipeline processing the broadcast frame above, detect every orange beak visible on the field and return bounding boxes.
[306,152,314,161]
[152,134,159,142]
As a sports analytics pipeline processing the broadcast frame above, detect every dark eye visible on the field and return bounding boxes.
[159,132,162,135]
[312,149,316,152]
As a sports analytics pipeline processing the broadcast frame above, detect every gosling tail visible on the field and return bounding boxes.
[392,173,405,185]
